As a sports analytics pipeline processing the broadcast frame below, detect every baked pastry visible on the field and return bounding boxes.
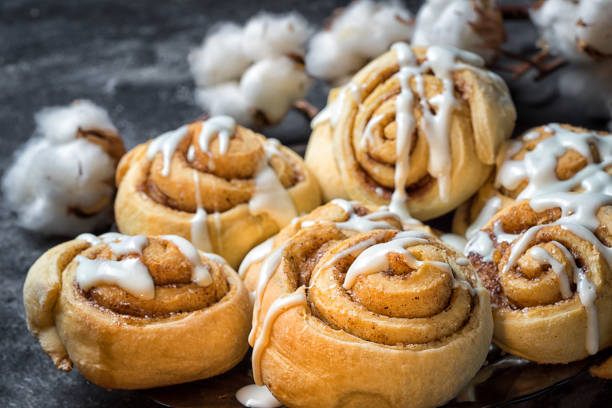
[454,123,612,237]
[115,115,321,268]
[246,217,492,407]
[465,192,612,363]
[591,356,612,379]
[23,232,251,389]
[239,198,429,292]
[305,43,515,221]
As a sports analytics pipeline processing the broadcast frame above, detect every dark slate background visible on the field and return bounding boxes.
[1,0,610,407]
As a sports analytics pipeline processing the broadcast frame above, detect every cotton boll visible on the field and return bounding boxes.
[194,82,255,127]
[305,30,367,83]
[2,101,124,236]
[188,23,251,87]
[413,0,504,63]
[530,0,612,62]
[576,0,612,58]
[530,0,583,61]
[35,99,117,143]
[240,57,311,124]
[332,0,414,59]
[305,0,413,83]
[242,12,312,61]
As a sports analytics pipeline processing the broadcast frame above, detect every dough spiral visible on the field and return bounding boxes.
[23,233,251,389]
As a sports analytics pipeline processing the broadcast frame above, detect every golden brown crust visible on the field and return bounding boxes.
[240,200,428,292]
[466,198,612,363]
[23,235,251,389]
[115,120,321,268]
[453,124,612,236]
[306,45,515,220]
[248,213,492,407]
[590,355,612,379]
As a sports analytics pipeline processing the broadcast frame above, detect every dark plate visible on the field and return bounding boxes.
[144,348,612,408]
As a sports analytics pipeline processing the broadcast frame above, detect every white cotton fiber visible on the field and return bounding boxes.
[305,0,414,83]
[189,12,313,127]
[576,0,612,58]
[530,0,612,62]
[413,0,504,63]
[530,0,584,61]
[188,23,251,87]
[2,101,120,235]
[35,99,117,143]
[194,82,255,127]
[242,12,312,61]
[240,57,311,124]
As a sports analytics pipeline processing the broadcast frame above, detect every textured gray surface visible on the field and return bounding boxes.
[0,1,610,407]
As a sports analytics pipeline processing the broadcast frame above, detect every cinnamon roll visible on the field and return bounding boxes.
[454,124,612,238]
[465,192,612,363]
[243,220,492,407]
[23,233,251,389]
[115,116,321,268]
[239,198,430,292]
[305,43,515,221]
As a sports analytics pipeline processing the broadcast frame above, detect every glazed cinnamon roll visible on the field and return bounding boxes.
[305,43,515,221]
[454,124,612,238]
[23,233,251,389]
[244,220,492,407]
[465,192,612,363]
[239,198,430,292]
[115,116,321,268]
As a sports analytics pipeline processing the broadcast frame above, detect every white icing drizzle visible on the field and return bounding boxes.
[248,140,297,228]
[527,244,573,299]
[343,230,446,289]
[360,114,385,149]
[494,192,612,355]
[492,220,518,244]
[75,256,155,300]
[496,124,612,199]
[201,252,227,264]
[386,44,487,218]
[146,125,190,177]
[238,237,274,277]
[389,43,419,222]
[465,231,494,262]
[466,197,502,240]
[187,145,195,161]
[322,237,378,270]
[190,171,213,252]
[332,199,400,232]
[249,244,288,345]
[198,115,236,155]
[251,292,306,385]
[160,235,213,286]
[456,257,470,266]
[440,233,468,252]
[77,233,148,256]
[235,384,282,408]
[310,82,361,128]
[523,130,540,141]
[577,268,599,355]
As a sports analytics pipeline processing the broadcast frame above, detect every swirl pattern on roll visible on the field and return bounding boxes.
[23,233,251,389]
[115,116,321,268]
[305,43,515,221]
[465,192,612,363]
[454,123,612,238]
[244,201,492,408]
